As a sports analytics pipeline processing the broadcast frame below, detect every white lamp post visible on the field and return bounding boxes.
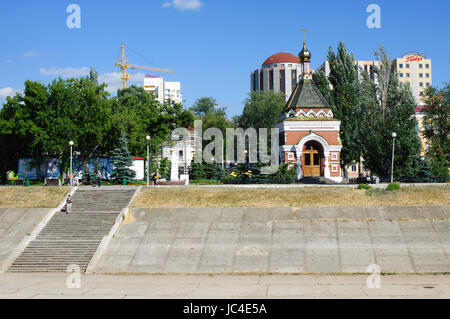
[391,132,397,183]
[221,137,224,169]
[146,136,150,187]
[69,141,74,187]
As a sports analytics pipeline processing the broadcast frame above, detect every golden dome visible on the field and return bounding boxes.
[298,42,311,62]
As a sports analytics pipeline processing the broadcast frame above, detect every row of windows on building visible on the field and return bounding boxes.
[399,73,430,78]
[252,69,298,95]
[263,64,295,68]
[399,63,430,69]
[354,64,376,81]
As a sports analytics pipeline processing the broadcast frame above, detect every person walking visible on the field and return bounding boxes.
[66,195,73,214]
[73,175,79,186]
[96,170,102,187]
[151,170,159,186]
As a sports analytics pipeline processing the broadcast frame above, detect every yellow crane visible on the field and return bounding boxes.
[115,44,174,90]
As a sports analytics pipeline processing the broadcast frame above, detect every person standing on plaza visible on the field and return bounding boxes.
[96,170,102,187]
[151,170,159,186]
[66,195,73,214]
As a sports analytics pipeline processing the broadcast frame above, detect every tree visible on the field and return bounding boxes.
[396,155,434,183]
[312,70,333,105]
[237,91,285,130]
[374,45,393,115]
[190,97,232,161]
[0,76,115,184]
[422,83,449,162]
[89,67,98,84]
[113,86,194,159]
[82,162,92,185]
[110,132,136,183]
[0,76,195,184]
[327,42,363,169]
[189,162,206,180]
[359,47,421,181]
[158,157,171,179]
[190,97,225,118]
[430,143,449,182]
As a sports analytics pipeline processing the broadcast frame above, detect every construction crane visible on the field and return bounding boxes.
[115,44,174,90]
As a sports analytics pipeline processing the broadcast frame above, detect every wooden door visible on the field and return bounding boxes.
[303,145,321,177]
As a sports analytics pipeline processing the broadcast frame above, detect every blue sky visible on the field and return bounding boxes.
[1,0,449,117]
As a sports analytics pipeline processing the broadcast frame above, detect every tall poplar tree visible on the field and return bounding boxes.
[359,48,421,180]
[327,42,363,170]
[422,84,449,161]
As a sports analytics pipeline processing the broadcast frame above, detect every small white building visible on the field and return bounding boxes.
[160,128,197,175]
[130,157,145,180]
[143,75,182,104]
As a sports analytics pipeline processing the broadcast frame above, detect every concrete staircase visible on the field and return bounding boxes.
[8,187,137,273]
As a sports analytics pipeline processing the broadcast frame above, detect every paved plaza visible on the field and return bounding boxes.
[94,206,450,274]
[0,273,448,299]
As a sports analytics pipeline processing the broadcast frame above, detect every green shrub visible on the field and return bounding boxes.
[358,183,372,190]
[190,179,222,184]
[431,157,449,183]
[269,163,297,184]
[386,182,401,191]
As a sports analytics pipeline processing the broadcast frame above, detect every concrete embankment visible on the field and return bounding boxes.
[93,205,450,274]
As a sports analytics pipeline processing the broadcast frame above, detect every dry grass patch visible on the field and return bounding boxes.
[132,186,450,208]
[0,187,70,208]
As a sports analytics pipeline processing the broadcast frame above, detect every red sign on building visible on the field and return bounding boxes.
[406,55,424,62]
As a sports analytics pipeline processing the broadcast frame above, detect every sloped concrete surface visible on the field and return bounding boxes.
[0,208,51,268]
[94,206,450,274]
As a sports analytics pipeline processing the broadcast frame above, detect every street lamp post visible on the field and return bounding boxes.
[69,141,74,187]
[391,132,397,183]
[146,136,150,187]
[184,137,187,175]
[221,138,224,169]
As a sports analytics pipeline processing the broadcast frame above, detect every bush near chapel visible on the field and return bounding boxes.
[386,182,401,191]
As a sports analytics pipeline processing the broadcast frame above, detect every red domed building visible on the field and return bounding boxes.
[251,52,302,101]
[275,40,343,183]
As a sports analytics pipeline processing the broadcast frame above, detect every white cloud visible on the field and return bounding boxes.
[4,59,13,64]
[0,87,18,99]
[40,67,90,78]
[39,67,146,94]
[162,0,203,11]
[23,50,40,58]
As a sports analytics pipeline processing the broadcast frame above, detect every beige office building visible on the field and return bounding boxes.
[393,53,432,104]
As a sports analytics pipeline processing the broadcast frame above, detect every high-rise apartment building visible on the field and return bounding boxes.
[393,53,432,105]
[143,75,182,104]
